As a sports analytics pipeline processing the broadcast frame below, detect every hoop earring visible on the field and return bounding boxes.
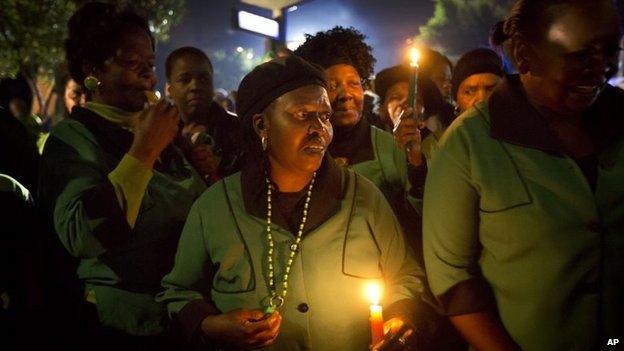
[261,135,268,151]
[84,75,100,92]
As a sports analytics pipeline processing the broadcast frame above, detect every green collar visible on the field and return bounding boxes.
[85,102,140,131]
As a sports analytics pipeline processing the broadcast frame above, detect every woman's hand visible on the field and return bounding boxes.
[181,122,221,179]
[200,309,282,349]
[393,110,424,167]
[129,99,179,167]
[188,144,221,179]
[371,318,415,351]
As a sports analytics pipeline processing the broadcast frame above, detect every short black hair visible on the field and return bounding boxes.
[165,46,214,81]
[419,48,453,78]
[65,2,154,87]
[294,26,376,82]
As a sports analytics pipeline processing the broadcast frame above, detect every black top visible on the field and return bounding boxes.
[241,155,345,236]
[329,118,375,165]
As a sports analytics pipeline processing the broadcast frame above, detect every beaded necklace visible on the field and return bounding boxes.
[264,172,316,311]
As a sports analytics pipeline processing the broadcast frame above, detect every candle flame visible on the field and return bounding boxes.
[366,282,383,305]
[409,47,420,68]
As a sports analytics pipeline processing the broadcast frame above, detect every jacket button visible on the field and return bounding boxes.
[587,221,604,233]
[297,303,309,313]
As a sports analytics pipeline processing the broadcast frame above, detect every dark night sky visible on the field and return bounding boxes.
[155,0,434,92]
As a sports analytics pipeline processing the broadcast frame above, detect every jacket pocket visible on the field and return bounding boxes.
[478,143,532,213]
[342,218,383,279]
[211,243,256,294]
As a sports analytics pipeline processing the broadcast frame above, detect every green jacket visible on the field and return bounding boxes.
[40,107,205,335]
[159,161,423,350]
[345,125,426,265]
[350,125,422,213]
[424,76,624,350]
[421,130,444,162]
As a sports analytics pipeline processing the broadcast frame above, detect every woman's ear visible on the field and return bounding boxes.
[252,113,267,138]
[514,41,532,74]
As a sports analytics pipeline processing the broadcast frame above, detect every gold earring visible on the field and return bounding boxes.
[84,75,100,91]
[261,135,268,151]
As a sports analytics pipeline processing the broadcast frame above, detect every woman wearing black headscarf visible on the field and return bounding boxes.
[159,55,423,350]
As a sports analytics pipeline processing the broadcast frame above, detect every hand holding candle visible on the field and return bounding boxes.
[366,282,385,346]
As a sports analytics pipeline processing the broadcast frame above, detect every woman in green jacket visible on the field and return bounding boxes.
[423,0,624,349]
[294,27,426,258]
[39,2,205,344]
[158,55,423,350]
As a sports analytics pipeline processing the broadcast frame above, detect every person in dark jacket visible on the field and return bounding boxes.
[165,47,243,186]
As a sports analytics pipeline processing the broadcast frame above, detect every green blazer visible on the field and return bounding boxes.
[424,76,624,350]
[159,165,423,350]
[350,126,421,213]
[40,108,206,335]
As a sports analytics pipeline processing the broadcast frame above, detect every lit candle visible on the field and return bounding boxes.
[366,282,384,346]
[407,47,421,118]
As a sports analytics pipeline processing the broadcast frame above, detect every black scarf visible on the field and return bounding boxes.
[240,154,346,235]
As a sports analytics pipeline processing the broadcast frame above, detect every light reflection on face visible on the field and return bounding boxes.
[522,1,621,115]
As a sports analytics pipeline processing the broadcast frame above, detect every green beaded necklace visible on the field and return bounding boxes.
[264,172,316,312]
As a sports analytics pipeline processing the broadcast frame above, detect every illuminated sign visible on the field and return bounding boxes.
[234,10,280,39]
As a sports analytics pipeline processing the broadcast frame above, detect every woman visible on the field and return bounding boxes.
[418,49,454,102]
[39,2,205,342]
[410,49,504,162]
[451,48,505,115]
[375,65,455,162]
[423,0,623,349]
[294,27,425,254]
[158,55,423,350]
